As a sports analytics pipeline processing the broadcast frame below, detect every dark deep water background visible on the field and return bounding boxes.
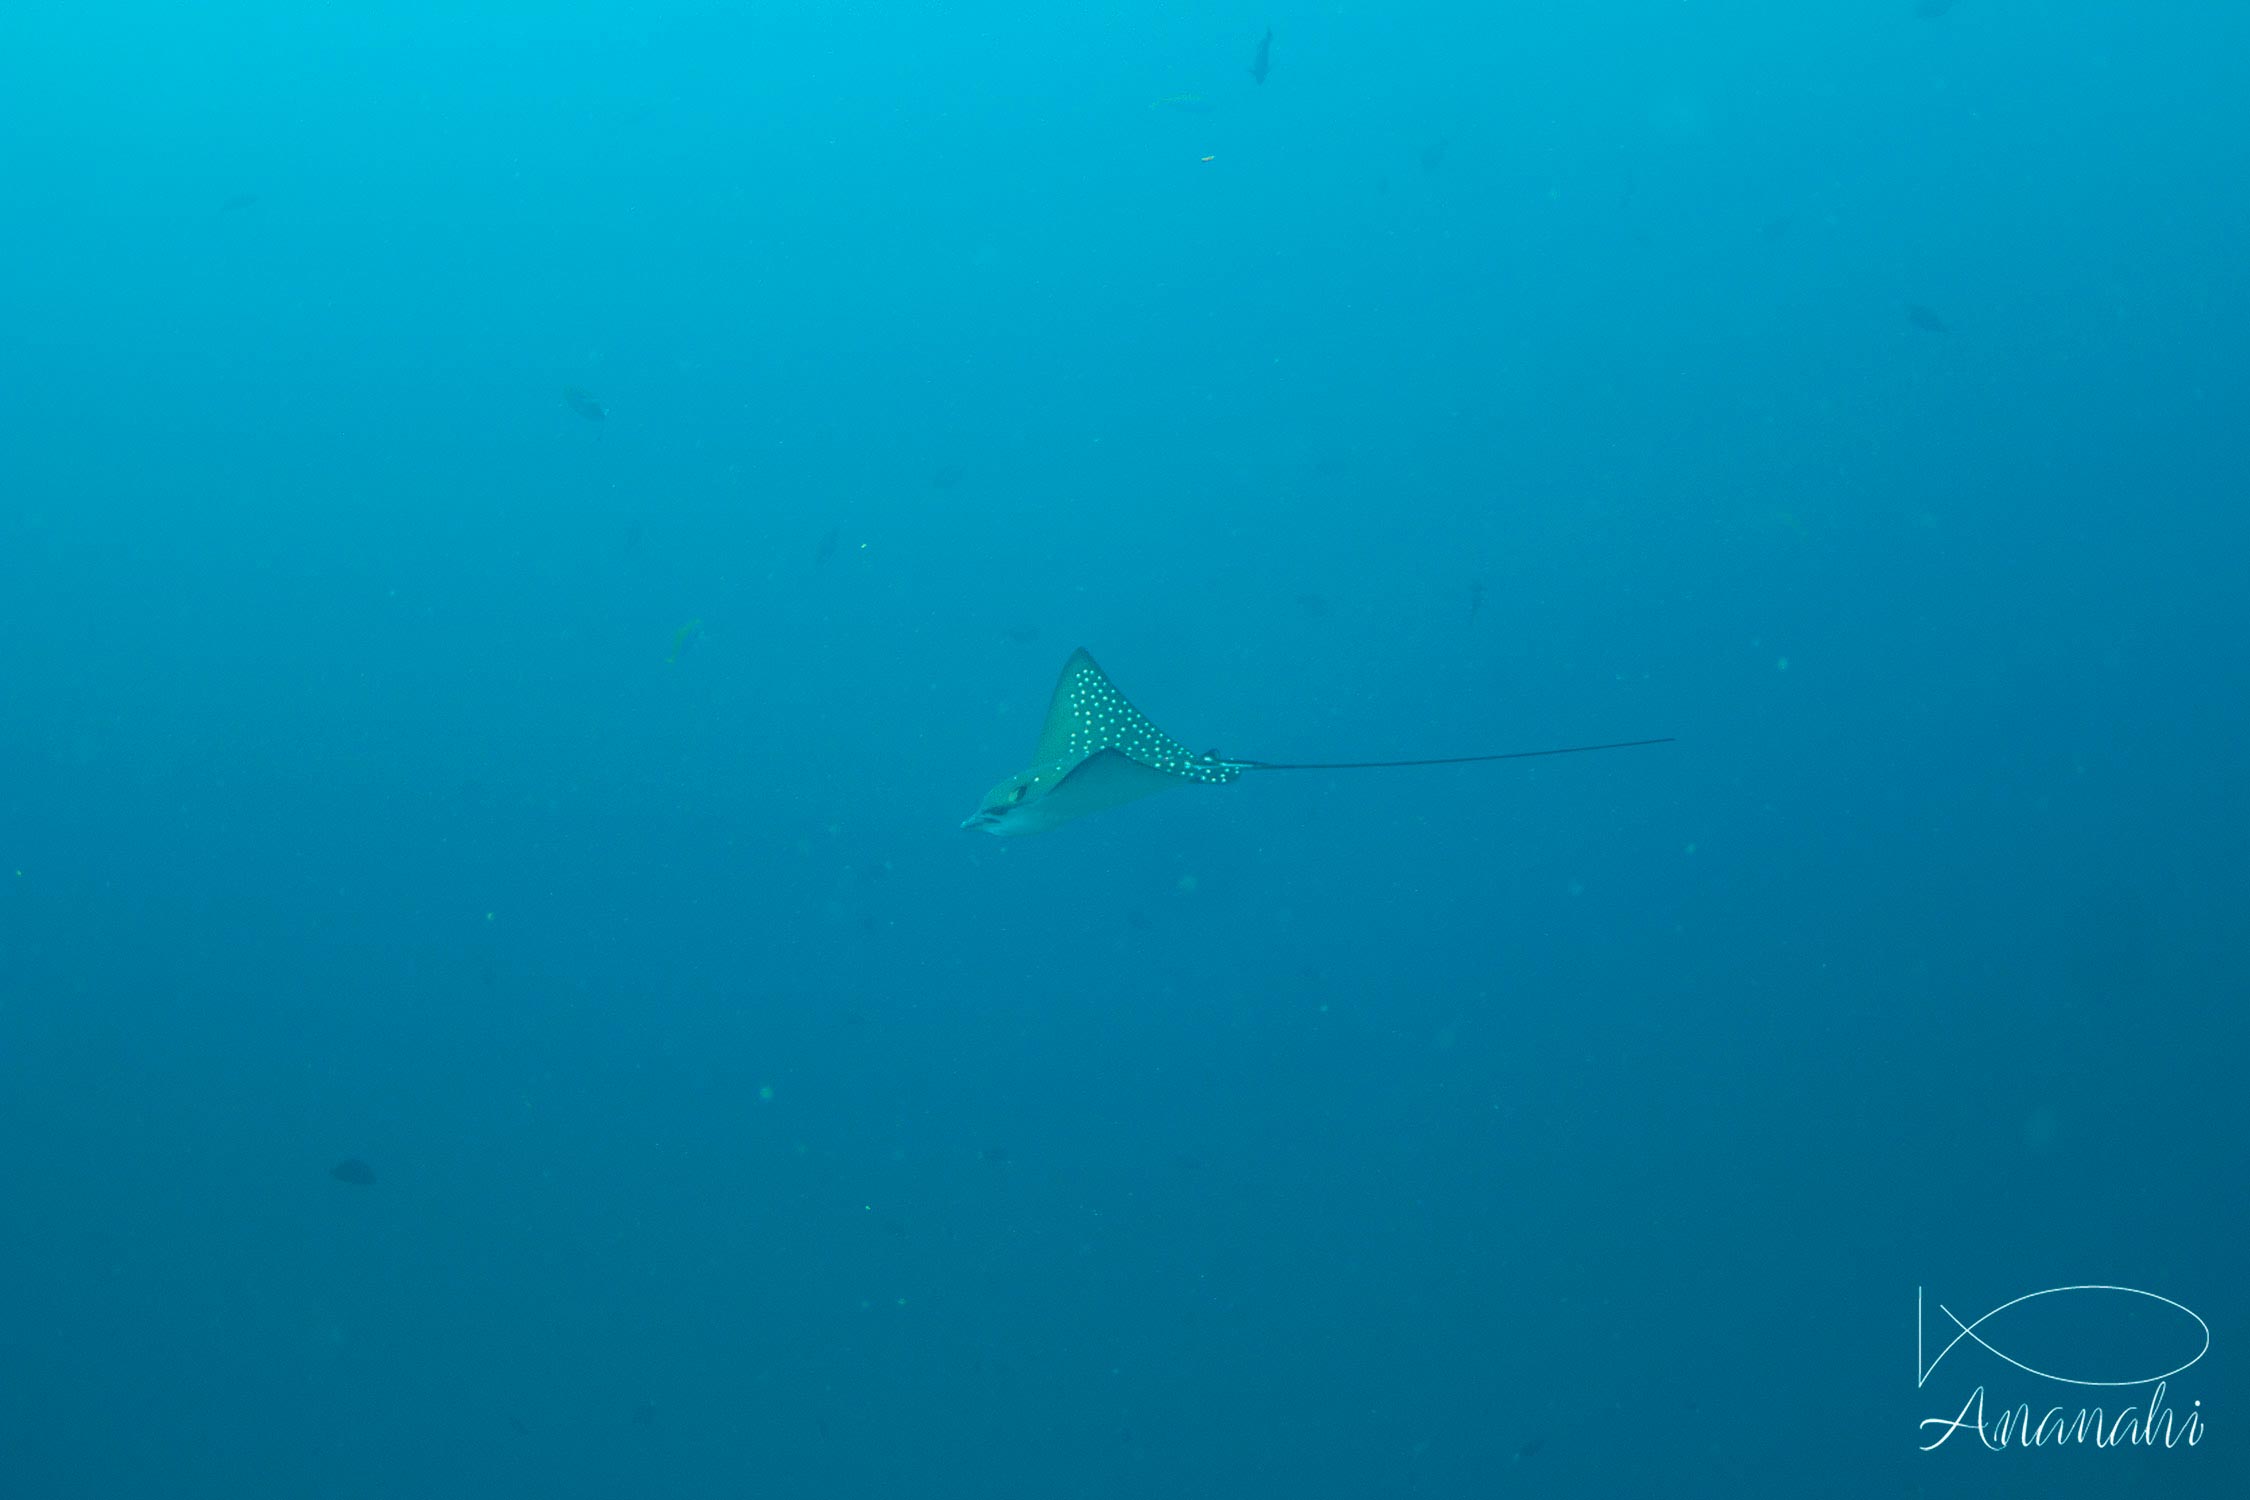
[2,2,2244,1496]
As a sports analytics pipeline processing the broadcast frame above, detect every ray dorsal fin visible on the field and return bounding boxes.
[1033,649,1239,785]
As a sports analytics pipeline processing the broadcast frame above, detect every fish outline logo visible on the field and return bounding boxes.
[1916,1285,2210,1390]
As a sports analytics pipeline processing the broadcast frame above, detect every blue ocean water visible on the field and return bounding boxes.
[2,2,2243,1495]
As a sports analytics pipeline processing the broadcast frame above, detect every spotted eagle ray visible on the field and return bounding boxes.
[963,648,1670,836]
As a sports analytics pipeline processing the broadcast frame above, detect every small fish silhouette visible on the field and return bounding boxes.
[563,386,608,420]
[1906,304,1950,333]
[1250,29,1274,85]
[330,1158,377,1186]
[217,192,260,213]
[665,619,702,665]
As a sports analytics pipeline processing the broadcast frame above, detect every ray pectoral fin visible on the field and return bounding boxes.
[1029,648,1221,776]
[1036,748,1197,829]
[1032,648,1107,765]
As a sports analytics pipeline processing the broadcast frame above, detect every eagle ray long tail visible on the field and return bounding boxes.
[1238,738,1673,772]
